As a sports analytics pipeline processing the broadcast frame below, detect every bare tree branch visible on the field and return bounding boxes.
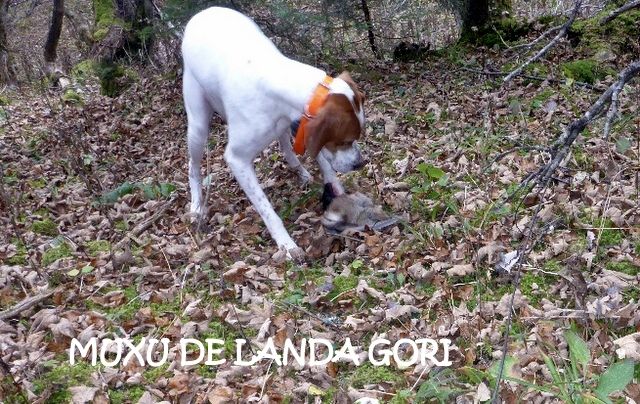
[600,0,640,24]
[539,60,640,183]
[491,59,640,402]
[503,0,582,84]
[507,23,562,53]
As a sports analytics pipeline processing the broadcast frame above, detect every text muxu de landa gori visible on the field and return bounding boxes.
[69,337,453,367]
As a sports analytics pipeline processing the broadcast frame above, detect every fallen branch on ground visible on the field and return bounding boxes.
[0,290,54,321]
[461,67,598,90]
[600,0,640,24]
[537,60,640,183]
[503,0,582,84]
[114,195,179,250]
[491,59,640,402]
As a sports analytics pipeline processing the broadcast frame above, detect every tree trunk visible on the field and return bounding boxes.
[360,0,381,59]
[462,0,490,32]
[44,0,64,79]
[457,0,513,43]
[92,0,155,62]
[0,0,15,84]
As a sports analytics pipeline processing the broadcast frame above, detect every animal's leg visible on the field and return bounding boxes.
[183,70,213,217]
[224,131,303,259]
[317,152,344,195]
[278,133,311,184]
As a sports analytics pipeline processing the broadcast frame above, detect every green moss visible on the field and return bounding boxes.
[460,17,531,47]
[28,178,46,189]
[62,89,84,105]
[0,94,10,105]
[72,60,95,80]
[599,220,623,247]
[520,272,552,305]
[86,240,111,256]
[561,59,614,84]
[108,386,145,404]
[606,261,639,276]
[327,275,359,300]
[42,242,72,266]
[93,0,123,40]
[32,218,58,236]
[350,363,402,388]
[94,61,128,97]
[7,239,27,265]
[115,220,128,232]
[543,259,562,272]
[33,359,96,402]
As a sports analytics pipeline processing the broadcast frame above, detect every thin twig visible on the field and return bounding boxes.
[503,0,582,84]
[0,290,55,320]
[507,24,563,53]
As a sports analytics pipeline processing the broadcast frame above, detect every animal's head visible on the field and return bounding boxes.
[306,72,366,173]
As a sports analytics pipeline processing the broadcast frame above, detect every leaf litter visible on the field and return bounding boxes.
[1,24,640,404]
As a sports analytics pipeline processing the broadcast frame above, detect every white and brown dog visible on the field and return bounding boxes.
[182,7,366,259]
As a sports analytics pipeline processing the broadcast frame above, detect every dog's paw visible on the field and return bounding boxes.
[272,245,306,264]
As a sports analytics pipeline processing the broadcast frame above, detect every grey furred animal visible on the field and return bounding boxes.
[321,191,399,234]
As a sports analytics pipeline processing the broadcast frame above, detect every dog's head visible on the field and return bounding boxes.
[306,72,366,173]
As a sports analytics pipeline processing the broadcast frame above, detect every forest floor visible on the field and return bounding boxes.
[1,12,640,404]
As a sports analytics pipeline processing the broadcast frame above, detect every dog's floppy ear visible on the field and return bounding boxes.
[305,94,359,158]
[305,101,337,158]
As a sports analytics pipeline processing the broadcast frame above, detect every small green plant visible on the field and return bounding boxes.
[501,328,634,402]
[606,261,639,276]
[32,358,96,402]
[409,163,458,220]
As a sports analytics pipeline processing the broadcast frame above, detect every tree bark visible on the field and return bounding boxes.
[0,0,15,84]
[360,0,381,59]
[92,0,155,62]
[44,0,64,64]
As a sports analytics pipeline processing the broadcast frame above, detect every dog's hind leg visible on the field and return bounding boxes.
[183,70,213,217]
[278,133,312,184]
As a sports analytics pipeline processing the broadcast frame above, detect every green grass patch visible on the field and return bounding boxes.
[28,178,46,189]
[327,275,359,301]
[606,261,639,276]
[519,271,553,305]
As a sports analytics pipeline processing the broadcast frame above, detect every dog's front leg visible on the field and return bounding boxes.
[317,152,344,195]
[224,146,304,260]
[278,134,312,184]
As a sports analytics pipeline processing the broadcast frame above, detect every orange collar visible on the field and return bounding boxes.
[293,75,333,155]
